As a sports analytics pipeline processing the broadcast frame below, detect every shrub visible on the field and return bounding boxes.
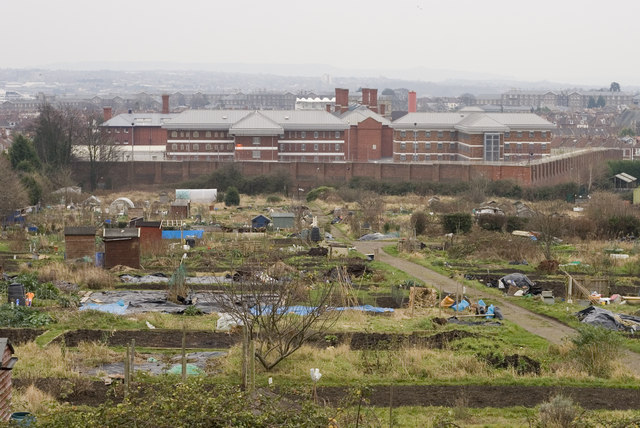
[571,325,622,378]
[442,213,472,234]
[607,214,640,238]
[266,195,282,203]
[410,211,429,235]
[306,186,334,202]
[477,214,506,231]
[0,305,53,327]
[506,216,529,233]
[224,186,240,206]
[538,395,580,428]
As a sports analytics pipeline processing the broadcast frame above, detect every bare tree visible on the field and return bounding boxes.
[530,202,567,261]
[214,261,349,371]
[0,157,28,219]
[77,115,121,191]
[358,191,385,231]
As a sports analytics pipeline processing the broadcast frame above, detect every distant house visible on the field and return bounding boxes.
[64,227,96,261]
[102,228,141,269]
[0,338,17,422]
[272,212,295,229]
[251,215,271,230]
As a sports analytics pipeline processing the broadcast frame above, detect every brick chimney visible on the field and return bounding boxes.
[369,88,378,113]
[361,88,370,107]
[408,91,417,113]
[162,94,170,114]
[335,88,349,113]
[103,106,112,122]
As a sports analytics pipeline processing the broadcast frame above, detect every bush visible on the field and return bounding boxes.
[477,214,506,231]
[538,395,580,428]
[442,213,472,234]
[306,186,334,202]
[410,211,429,235]
[0,305,53,327]
[571,325,623,378]
[506,216,529,233]
[266,195,282,203]
[224,186,240,206]
[42,377,330,427]
[606,215,640,238]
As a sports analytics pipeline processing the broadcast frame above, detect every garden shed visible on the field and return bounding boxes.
[64,227,96,261]
[133,221,162,254]
[169,200,190,219]
[102,228,141,269]
[0,338,17,422]
[272,212,295,229]
[251,215,271,230]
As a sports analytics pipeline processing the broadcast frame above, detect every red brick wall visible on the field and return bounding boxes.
[70,149,621,189]
[354,117,382,161]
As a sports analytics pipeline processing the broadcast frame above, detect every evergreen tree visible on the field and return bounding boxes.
[8,134,41,172]
[224,186,240,206]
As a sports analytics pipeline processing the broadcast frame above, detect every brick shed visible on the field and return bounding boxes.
[0,338,17,422]
[102,228,141,269]
[64,227,96,261]
[169,200,190,220]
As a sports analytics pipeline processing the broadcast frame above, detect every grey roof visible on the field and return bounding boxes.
[0,338,14,354]
[340,106,390,126]
[260,110,348,131]
[103,228,140,239]
[229,112,283,136]
[272,212,295,218]
[164,110,253,130]
[102,113,178,127]
[64,227,97,236]
[392,112,555,132]
[615,173,637,183]
[164,109,348,132]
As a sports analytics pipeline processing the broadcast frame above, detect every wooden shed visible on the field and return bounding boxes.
[169,200,190,220]
[134,221,163,254]
[0,338,17,422]
[272,212,295,229]
[251,215,271,231]
[64,227,96,261]
[102,228,141,269]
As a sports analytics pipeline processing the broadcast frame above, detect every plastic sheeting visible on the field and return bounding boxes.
[80,299,128,314]
[162,230,204,239]
[576,306,640,331]
[249,304,394,316]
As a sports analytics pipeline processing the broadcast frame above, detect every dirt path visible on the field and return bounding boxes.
[350,239,640,371]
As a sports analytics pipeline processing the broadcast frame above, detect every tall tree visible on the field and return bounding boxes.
[77,115,121,190]
[0,157,28,219]
[587,96,597,108]
[8,134,41,173]
[32,104,79,170]
[610,82,621,92]
[596,95,606,108]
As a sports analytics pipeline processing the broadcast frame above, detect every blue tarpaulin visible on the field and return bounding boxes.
[250,305,394,316]
[451,300,470,312]
[80,299,128,315]
[162,230,204,239]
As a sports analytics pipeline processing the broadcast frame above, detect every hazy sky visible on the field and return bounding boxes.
[3,0,638,86]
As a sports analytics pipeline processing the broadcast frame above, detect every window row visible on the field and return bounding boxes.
[399,130,447,139]
[170,130,228,139]
[286,131,342,139]
[399,142,455,151]
[170,143,234,151]
[504,143,548,152]
[279,143,342,152]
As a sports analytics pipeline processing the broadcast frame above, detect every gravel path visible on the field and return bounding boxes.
[350,239,640,370]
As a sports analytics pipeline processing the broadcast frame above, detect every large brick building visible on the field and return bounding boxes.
[392,107,555,162]
[101,94,177,160]
[164,110,349,162]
